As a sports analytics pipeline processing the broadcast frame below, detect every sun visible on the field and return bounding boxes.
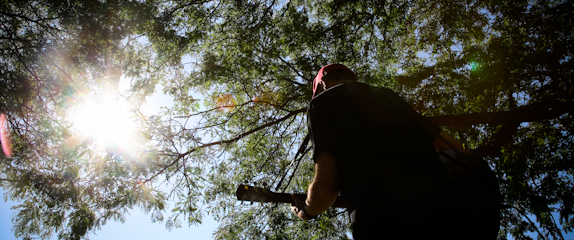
[69,93,137,150]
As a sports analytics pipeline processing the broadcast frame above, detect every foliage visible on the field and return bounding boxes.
[0,0,573,239]
[0,0,192,239]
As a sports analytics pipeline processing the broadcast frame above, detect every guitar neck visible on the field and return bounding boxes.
[273,192,347,208]
[236,185,347,208]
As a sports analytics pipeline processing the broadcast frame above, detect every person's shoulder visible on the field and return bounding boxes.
[310,83,350,104]
[341,82,400,99]
[342,82,393,92]
[359,83,402,97]
[310,82,397,104]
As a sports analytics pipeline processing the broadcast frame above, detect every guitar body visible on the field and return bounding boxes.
[438,148,501,239]
[235,185,347,208]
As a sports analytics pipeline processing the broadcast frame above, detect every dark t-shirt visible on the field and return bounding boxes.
[307,82,454,237]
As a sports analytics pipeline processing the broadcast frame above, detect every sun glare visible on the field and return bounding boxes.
[69,94,137,150]
[0,113,12,157]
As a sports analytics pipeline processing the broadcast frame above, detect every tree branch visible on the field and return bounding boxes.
[0,178,23,183]
[428,101,573,157]
[427,101,574,126]
[136,108,307,188]
[0,10,61,31]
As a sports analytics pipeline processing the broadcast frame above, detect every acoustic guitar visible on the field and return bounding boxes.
[235,184,347,208]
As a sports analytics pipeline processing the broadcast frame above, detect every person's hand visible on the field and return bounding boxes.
[290,194,313,221]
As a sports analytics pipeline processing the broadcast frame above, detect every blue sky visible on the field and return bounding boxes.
[0,188,219,240]
[0,74,221,240]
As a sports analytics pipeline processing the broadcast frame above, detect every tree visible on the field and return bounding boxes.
[396,1,574,239]
[1,0,572,239]
[0,0,197,239]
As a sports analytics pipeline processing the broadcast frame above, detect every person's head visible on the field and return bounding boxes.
[312,64,356,98]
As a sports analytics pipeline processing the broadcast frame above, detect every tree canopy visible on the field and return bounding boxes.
[0,0,572,239]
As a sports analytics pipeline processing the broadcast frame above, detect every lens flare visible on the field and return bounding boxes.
[216,93,236,112]
[0,113,12,157]
[470,61,479,71]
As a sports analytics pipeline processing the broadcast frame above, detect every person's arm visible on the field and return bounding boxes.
[291,151,339,220]
[433,130,463,151]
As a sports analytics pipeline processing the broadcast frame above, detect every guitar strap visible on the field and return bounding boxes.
[274,133,311,192]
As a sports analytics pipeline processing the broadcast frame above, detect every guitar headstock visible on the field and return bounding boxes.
[236,184,275,203]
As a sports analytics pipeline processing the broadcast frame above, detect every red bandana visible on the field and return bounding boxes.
[312,64,354,98]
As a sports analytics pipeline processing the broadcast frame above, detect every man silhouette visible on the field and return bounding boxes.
[291,64,463,239]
